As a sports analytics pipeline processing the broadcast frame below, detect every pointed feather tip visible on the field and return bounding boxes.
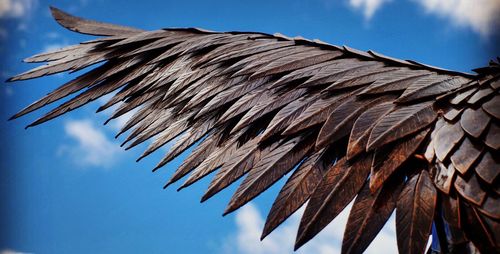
[96,105,109,113]
[103,118,112,125]
[163,179,174,189]
[176,184,187,192]
[136,150,152,162]
[200,193,210,203]
[8,114,19,121]
[49,6,68,20]
[293,233,310,251]
[222,201,241,217]
[221,208,232,217]
[200,188,218,203]
[24,119,44,129]
[124,142,137,151]
[260,227,272,241]
[114,131,125,139]
[151,164,162,172]
[5,76,16,82]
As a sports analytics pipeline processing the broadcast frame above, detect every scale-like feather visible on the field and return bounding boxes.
[460,107,491,138]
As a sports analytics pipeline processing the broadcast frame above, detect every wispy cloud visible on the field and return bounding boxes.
[414,0,500,37]
[0,249,31,254]
[0,0,37,19]
[42,42,70,53]
[347,0,499,37]
[348,0,391,20]
[222,202,397,254]
[59,119,124,168]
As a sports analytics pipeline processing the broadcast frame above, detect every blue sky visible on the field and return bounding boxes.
[0,0,498,253]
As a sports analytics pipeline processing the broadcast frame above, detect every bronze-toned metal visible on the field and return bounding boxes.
[9,7,500,253]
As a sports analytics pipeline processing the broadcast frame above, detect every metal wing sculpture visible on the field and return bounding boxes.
[8,7,499,253]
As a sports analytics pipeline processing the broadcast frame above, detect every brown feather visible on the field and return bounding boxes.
[295,155,372,250]
[396,170,437,254]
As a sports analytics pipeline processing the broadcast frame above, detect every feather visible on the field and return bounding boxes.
[475,151,499,185]
[482,94,500,119]
[10,8,500,252]
[316,95,393,149]
[224,135,315,214]
[347,102,394,160]
[295,155,372,250]
[396,170,437,254]
[370,128,430,192]
[262,150,330,239]
[49,7,141,36]
[367,102,437,150]
[460,107,491,138]
[342,176,403,254]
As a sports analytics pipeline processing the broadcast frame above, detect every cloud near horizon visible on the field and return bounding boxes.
[0,0,37,19]
[415,0,500,37]
[0,249,31,254]
[348,0,391,20]
[59,119,124,168]
[222,202,398,254]
[348,0,500,37]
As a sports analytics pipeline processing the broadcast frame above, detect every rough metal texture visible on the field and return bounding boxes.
[9,7,500,253]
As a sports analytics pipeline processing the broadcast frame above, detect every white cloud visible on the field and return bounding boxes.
[414,0,500,36]
[222,202,397,254]
[0,0,37,19]
[348,0,391,20]
[59,119,124,168]
[0,249,31,254]
[43,43,70,53]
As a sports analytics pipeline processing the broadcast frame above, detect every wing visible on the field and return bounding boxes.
[9,7,499,253]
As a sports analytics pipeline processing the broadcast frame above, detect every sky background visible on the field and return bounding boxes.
[0,0,499,253]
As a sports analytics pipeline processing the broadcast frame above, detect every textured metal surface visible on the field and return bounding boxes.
[9,7,500,253]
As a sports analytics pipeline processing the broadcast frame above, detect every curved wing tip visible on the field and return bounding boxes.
[49,6,80,31]
[49,6,69,21]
